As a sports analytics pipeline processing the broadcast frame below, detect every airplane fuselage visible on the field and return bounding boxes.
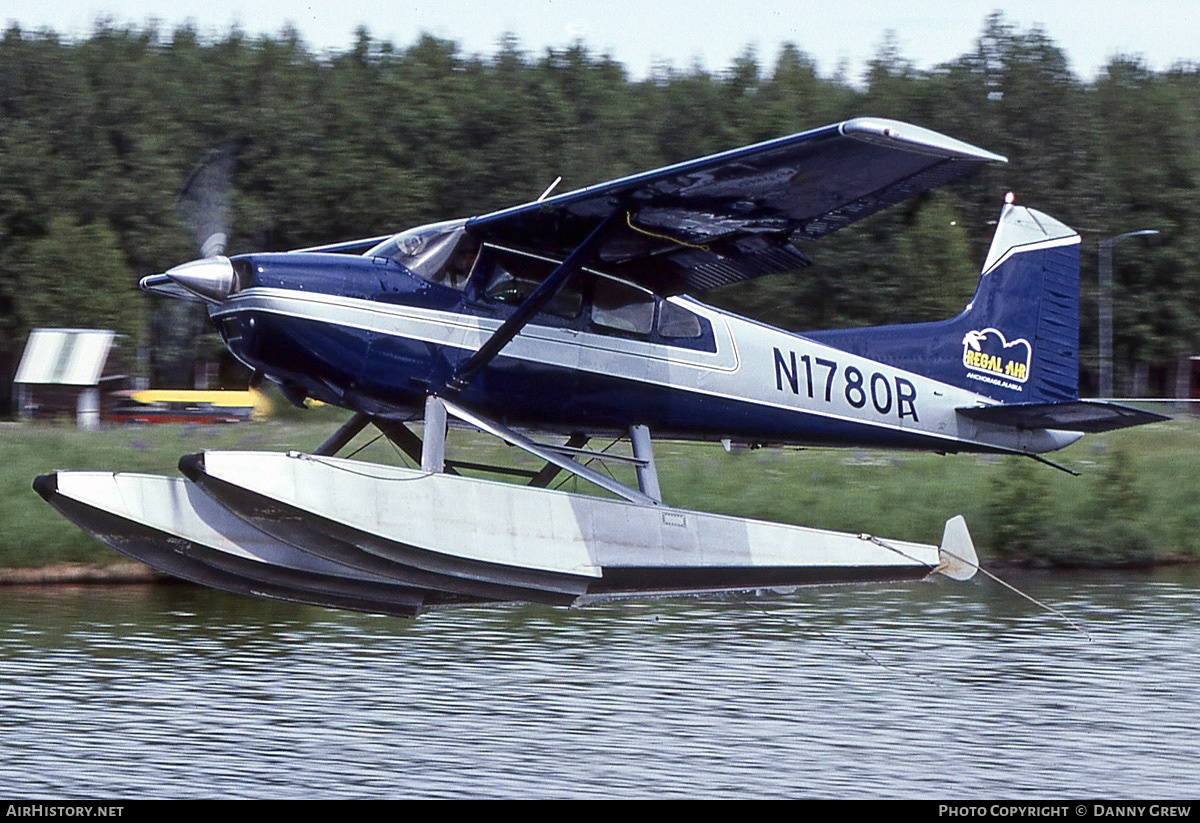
[210,249,1077,456]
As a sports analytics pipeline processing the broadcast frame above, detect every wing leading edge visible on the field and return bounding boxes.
[466,118,1006,295]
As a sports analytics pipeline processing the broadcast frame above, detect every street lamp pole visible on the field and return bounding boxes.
[1099,229,1158,398]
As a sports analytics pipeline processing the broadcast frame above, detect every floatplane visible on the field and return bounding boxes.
[35,118,1164,617]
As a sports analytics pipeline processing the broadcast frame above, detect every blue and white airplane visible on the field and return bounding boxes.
[36,118,1164,616]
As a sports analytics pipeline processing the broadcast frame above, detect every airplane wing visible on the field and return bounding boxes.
[466,118,1006,295]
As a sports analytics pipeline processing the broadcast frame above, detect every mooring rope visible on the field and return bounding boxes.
[860,533,1093,641]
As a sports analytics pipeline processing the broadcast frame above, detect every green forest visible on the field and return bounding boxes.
[1,12,1197,409]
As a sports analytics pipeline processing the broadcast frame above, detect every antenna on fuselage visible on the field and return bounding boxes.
[537,176,563,202]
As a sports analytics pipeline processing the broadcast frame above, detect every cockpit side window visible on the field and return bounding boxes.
[428,237,477,290]
[464,243,711,347]
[479,248,582,319]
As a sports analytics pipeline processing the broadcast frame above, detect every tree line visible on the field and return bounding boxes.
[1,13,1197,406]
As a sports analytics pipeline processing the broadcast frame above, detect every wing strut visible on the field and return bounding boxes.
[443,207,624,394]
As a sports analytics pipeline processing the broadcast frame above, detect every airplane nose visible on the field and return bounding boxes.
[163,256,236,303]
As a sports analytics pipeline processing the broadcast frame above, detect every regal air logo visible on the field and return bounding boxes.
[962,328,1031,383]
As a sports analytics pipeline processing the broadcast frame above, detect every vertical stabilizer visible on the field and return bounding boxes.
[808,203,1082,403]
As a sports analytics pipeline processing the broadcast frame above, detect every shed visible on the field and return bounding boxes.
[14,329,127,429]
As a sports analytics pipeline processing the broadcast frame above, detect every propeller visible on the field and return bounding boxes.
[152,141,240,303]
[140,142,249,392]
[178,140,236,258]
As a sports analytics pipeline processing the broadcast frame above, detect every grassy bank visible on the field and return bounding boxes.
[3,410,1198,569]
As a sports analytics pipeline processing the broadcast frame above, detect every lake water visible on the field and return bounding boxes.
[2,567,1199,798]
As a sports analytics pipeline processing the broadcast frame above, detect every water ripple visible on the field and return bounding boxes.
[1,571,1199,797]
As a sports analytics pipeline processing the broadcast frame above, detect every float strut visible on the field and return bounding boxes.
[313,412,371,456]
[527,433,589,487]
[421,396,448,473]
[629,424,662,502]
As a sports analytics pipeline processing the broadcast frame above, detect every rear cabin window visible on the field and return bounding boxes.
[657,300,703,339]
[592,279,655,335]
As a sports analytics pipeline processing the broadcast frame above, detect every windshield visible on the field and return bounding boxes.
[366,219,475,288]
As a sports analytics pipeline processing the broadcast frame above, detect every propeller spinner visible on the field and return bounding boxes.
[160,256,237,303]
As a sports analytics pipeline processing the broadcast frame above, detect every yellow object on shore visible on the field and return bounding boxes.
[128,389,272,421]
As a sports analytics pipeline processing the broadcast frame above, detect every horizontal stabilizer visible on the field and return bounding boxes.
[957,401,1169,433]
